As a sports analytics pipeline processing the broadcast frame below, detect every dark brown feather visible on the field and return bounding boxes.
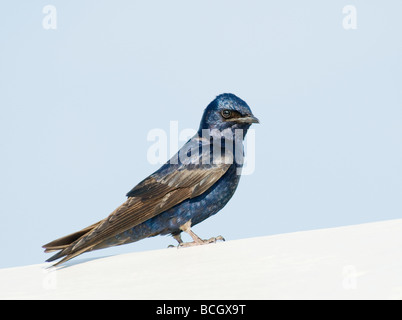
[42,222,100,252]
[46,163,230,265]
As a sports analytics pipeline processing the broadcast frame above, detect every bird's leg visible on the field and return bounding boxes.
[179,224,225,248]
[173,233,184,244]
[168,221,225,248]
[168,233,184,248]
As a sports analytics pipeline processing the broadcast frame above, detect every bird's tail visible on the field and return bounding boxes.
[42,222,101,265]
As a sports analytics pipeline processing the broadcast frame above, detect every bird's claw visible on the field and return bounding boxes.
[210,235,225,243]
[171,235,225,248]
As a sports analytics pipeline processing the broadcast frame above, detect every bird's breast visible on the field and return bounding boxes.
[186,163,241,225]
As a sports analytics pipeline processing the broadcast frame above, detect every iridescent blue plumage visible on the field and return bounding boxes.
[43,93,259,265]
[107,94,257,246]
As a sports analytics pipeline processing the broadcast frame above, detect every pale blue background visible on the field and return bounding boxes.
[0,1,401,268]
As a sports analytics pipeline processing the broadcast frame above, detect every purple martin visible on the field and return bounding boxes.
[43,93,259,266]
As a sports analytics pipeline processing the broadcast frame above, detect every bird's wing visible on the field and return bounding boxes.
[50,162,231,265]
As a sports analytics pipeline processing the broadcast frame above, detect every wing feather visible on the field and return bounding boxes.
[51,162,230,265]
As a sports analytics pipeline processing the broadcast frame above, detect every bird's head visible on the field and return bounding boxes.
[198,93,259,136]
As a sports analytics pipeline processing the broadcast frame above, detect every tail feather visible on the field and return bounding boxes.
[43,222,101,265]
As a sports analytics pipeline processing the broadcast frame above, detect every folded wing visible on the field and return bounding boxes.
[43,162,230,266]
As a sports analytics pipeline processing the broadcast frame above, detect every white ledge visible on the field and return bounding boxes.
[1,219,402,300]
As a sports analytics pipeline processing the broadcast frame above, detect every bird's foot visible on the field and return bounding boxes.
[168,227,225,248]
[206,235,225,243]
[176,235,225,248]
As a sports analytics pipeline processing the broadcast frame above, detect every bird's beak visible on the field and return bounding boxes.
[234,115,260,124]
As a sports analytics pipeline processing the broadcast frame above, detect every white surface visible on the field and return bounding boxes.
[1,219,402,300]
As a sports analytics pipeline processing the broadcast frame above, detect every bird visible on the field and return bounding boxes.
[43,93,259,266]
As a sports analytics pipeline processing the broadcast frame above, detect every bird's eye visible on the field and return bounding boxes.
[221,110,232,119]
